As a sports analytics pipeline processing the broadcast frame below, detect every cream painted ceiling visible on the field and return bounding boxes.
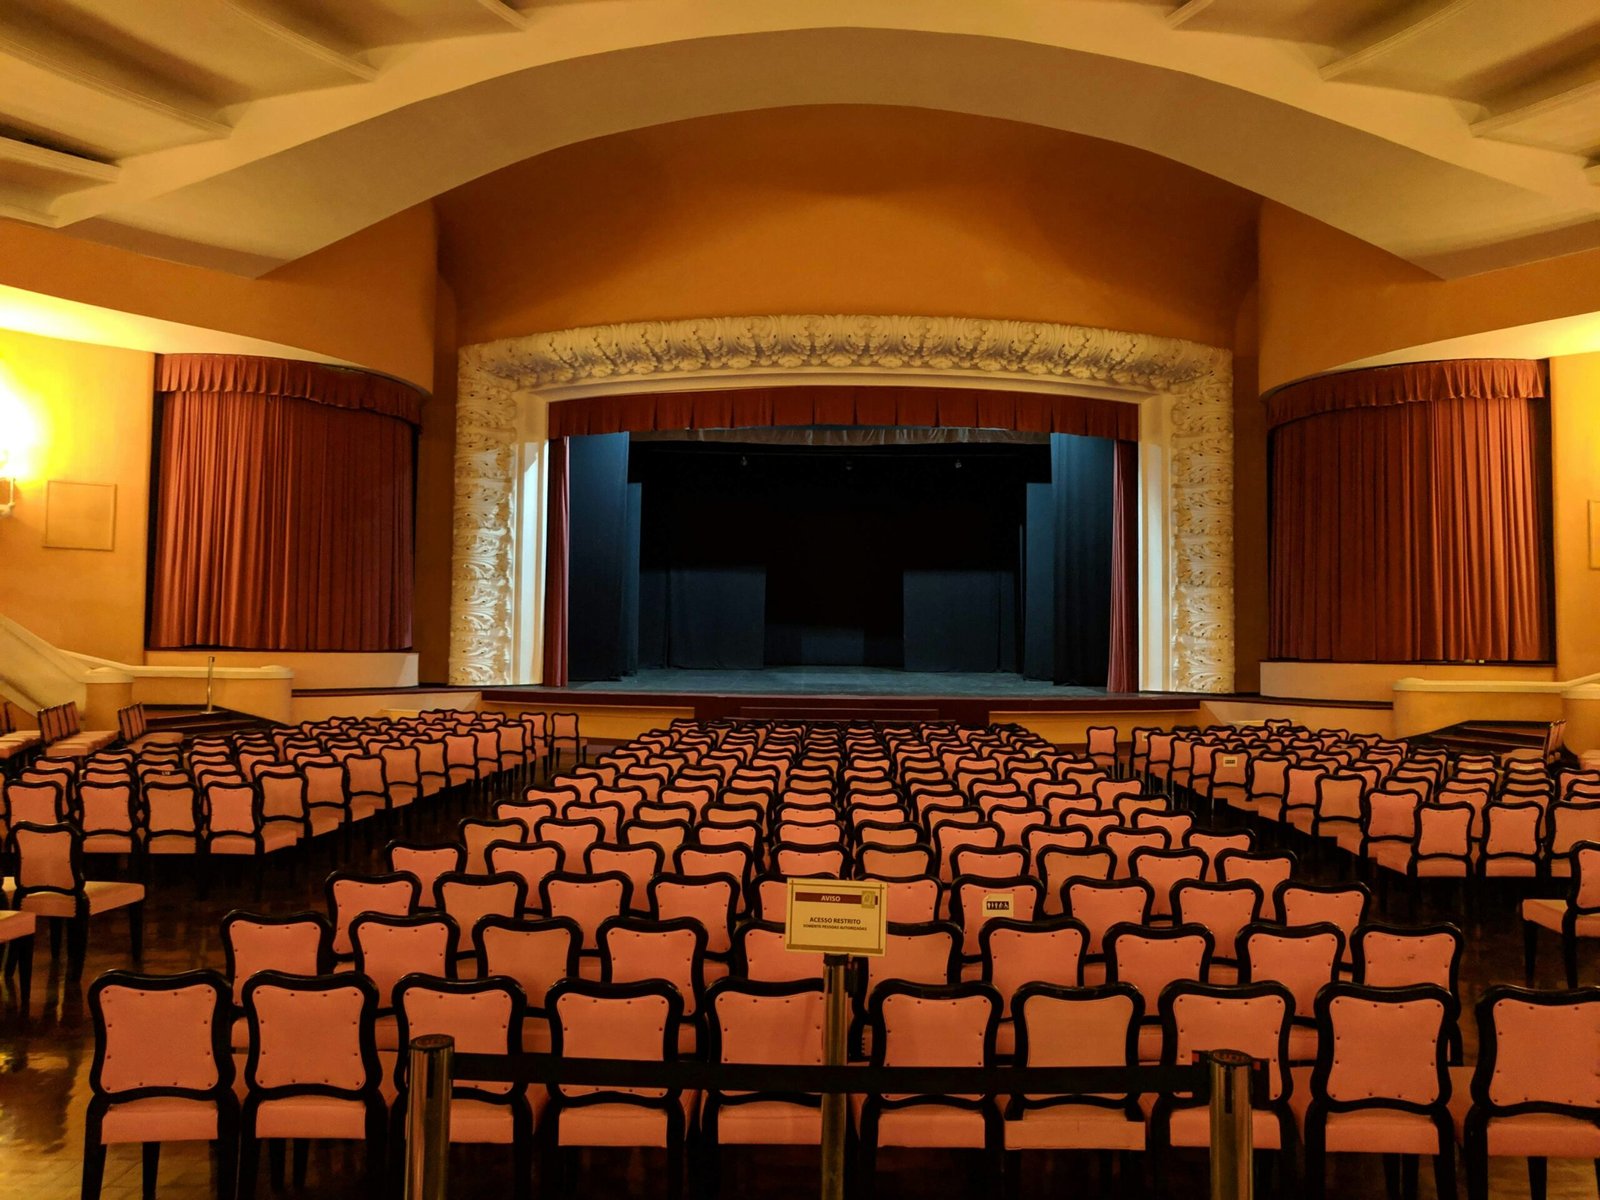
[2,0,1597,278]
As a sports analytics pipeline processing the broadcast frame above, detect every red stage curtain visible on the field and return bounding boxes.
[547,384,1137,441]
[1269,384,1552,663]
[1266,358,1546,429]
[157,353,423,425]
[542,438,571,687]
[149,390,415,651]
[1107,440,1139,691]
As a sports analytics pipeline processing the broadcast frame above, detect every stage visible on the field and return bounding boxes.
[565,667,1105,698]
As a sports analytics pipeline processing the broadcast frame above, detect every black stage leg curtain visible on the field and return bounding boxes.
[542,438,570,687]
[554,422,1137,688]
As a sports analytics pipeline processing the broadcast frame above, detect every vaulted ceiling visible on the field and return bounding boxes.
[3,0,1597,278]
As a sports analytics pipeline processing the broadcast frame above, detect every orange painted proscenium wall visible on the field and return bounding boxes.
[437,107,1261,352]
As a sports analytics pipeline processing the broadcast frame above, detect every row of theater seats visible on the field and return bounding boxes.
[80,715,1597,1200]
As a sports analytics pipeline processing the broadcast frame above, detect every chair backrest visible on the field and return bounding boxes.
[1105,924,1213,1009]
[673,843,753,887]
[1415,802,1473,865]
[539,871,632,951]
[868,875,943,924]
[459,818,526,874]
[1352,923,1463,993]
[12,821,82,897]
[1215,850,1297,920]
[547,978,680,1100]
[979,917,1086,1016]
[1161,980,1293,1100]
[533,816,606,869]
[860,921,961,1005]
[486,841,563,904]
[705,979,825,1077]
[648,873,739,957]
[437,872,529,949]
[1471,985,1600,1115]
[1276,882,1371,961]
[1062,878,1155,955]
[89,969,232,1102]
[352,913,459,1010]
[1171,880,1263,964]
[385,842,465,907]
[473,914,581,1011]
[222,910,332,1006]
[868,980,1000,1071]
[1239,922,1343,1018]
[735,920,823,983]
[6,781,65,827]
[243,971,381,1097]
[599,915,708,1016]
[1012,982,1141,1103]
[325,871,421,957]
[1130,847,1206,918]
[395,975,525,1098]
[1313,983,1455,1110]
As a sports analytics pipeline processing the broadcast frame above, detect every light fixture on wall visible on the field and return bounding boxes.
[0,449,13,518]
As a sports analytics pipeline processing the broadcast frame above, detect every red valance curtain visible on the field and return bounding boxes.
[1266,358,1547,429]
[1269,362,1552,663]
[548,384,1138,441]
[148,359,416,652]
[157,353,423,426]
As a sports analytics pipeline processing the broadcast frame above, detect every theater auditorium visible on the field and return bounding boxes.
[0,3,1599,1198]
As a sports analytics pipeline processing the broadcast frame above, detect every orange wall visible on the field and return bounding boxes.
[1551,352,1600,680]
[1232,284,1267,692]
[414,277,458,684]
[0,205,439,390]
[0,328,154,662]
[437,107,1260,350]
[1258,202,1600,392]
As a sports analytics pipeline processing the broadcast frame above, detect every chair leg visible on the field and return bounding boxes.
[1383,1153,1401,1200]
[1401,1153,1418,1200]
[81,1130,107,1200]
[1435,1142,1457,1200]
[128,901,144,967]
[14,933,33,1021]
[49,916,63,961]
[1562,931,1579,989]
[1463,1133,1489,1200]
[1528,1155,1548,1200]
[142,1141,160,1200]
[67,916,89,981]
[239,1130,260,1200]
[217,1109,239,1200]
[1523,920,1538,983]
[268,1138,286,1190]
[291,1138,309,1188]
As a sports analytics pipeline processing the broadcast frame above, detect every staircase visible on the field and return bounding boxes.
[1408,719,1570,764]
[142,705,277,739]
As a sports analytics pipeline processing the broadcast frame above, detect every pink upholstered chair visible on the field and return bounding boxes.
[9,822,144,979]
[627,818,694,860]
[532,816,605,870]
[1062,878,1155,976]
[1171,880,1263,982]
[459,817,526,874]
[948,875,1043,965]
[978,916,1086,1056]
[1130,847,1206,920]
[1461,984,1600,1200]
[1353,921,1465,1062]
[853,921,962,1054]
[600,915,708,1054]
[238,971,386,1199]
[933,822,1002,883]
[1215,849,1298,921]
[772,842,848,877]
[436,872,527,963]
[1300,983,1458,1200]
[583,842,661,914]
[1037,847,1114,916]
[544,977,688,1199]
[1239,922,1343,1064]
[1479,801,1544,879]
[1103,827,1169,880]
[1521,840,1600,988]
[1152,980,1296,1182]
[77,781,140,859]
[1276,881,1372,972]
[950,845,1028,882]
[82,969,237,1200]
[700,978,828,1188]
[673,843,754,892]
[1005,982,1146,1172]
[865,874,943,925]
[383,841,464,909]
[1104,924,1214,1061]
[474,914,580,1049]
[351,912,458,1044]
[324,870,420,962]
[540,870,632,970]
[221,909,331,1042]
[140,778,203,859]
[395,974,539,1200]
[857,980,1003,1184]
[734,920,823,984]
[648,872,739,973]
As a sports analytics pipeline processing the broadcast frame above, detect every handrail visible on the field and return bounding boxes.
[1394,669,1600,699]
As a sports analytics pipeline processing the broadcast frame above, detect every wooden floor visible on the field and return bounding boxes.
[1,783,1596,1199]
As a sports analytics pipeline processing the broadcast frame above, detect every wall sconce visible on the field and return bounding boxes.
[0,450,13,518]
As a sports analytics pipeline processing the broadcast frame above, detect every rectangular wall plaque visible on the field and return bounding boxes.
[43,481,116,551]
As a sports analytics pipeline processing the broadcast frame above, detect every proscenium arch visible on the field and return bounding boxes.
[96,21,1595,277]
[450,314,1235,695]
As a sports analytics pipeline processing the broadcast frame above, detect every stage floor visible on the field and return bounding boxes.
[563,666,1106,698]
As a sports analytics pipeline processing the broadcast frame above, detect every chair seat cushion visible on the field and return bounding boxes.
[1521,898,1600,935]
[254,1096,375,1140]
[1165,1104,1283,1150]
[1479,1112,1600,1158]
[350,797,386,821]
[211,825,300,855]
[1319,1108,1447,1154]
[1004,1103,1145,1150]
[99,1097,219,1144]
[854,1099,992,1149]
[20,880,144,918]
[82,833,138,855]
[308,809,346,837]
[556,1094,692,1148]
[0,909,37,941]
[706,1098,823,1145]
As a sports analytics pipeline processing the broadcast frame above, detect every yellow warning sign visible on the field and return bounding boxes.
[784,877,888,956]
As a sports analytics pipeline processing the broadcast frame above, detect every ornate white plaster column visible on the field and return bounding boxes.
[449,315,1236,693]
[448,348,519,685]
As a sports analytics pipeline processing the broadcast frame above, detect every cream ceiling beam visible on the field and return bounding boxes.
[222,0,377,81]
[0,133,119,183]
[1321,0,1473,81]
[0,30,229,141]
[1164,1,1215,30]
[1472,71,1600,151]
[473,0,531,30]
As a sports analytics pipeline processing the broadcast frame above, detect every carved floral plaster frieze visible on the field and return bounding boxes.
[450,315,1233,692]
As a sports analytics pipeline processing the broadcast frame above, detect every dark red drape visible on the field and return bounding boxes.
[1269,386,1552,663]
[149,391,415,651]
[542,438,571,687]
[548,384,1137,442]
[157,353,422,426]
[1107,440,1139,691]
[1265,358,1547,429]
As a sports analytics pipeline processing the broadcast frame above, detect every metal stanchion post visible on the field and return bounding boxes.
[1207,1049,1254,1200]
[820,954,850,1200]
[204,655,216,714]
[404,1034,454,1200]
